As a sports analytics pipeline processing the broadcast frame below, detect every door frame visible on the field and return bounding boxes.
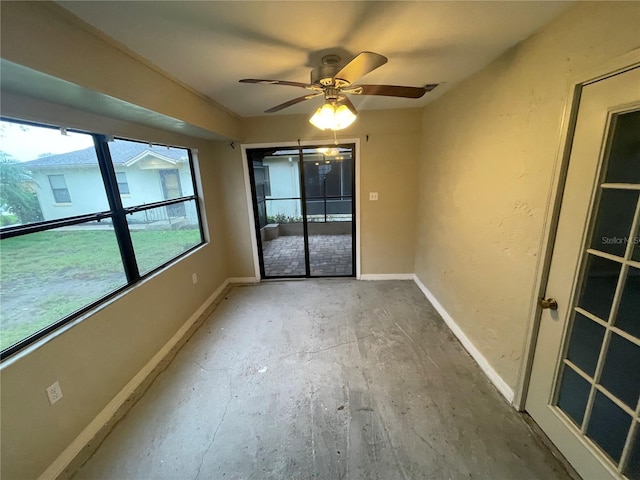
[516,48,640,411]
[241,138,361,281]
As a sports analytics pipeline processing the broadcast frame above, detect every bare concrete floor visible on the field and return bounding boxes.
[73,280,570,480]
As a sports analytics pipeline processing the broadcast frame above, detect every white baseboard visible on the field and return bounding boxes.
[228,276,259,284]
[359,273,415,280]
[412,274,515,404]
[38,278,232,480]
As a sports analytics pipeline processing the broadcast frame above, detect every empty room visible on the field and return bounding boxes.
[1,2,639,479]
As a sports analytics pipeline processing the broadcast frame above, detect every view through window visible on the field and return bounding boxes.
[0,119,205,357]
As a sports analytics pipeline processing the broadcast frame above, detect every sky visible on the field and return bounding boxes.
[0,120,94,162]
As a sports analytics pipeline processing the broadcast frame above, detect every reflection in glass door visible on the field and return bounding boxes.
[247,145,355,279]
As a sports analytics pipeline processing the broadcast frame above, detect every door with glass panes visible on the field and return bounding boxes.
[527,67,640,480]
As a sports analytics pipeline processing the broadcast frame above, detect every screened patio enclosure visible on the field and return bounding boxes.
[247,145,355,278]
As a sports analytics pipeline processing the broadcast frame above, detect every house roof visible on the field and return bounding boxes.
[22,140,187,168]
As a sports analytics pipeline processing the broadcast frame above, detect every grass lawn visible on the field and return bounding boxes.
[0,228,201,351]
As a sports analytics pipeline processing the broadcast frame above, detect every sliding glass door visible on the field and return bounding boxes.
[303,146,354,276]
[247,144,355,279]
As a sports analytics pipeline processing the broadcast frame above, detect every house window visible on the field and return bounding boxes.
[0,118,205,359]
[48,174,71,203]
[116,172,130,194]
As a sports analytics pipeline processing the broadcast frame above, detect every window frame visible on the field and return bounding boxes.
[0,118,206,360]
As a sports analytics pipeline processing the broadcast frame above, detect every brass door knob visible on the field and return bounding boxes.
[539,298,558,310]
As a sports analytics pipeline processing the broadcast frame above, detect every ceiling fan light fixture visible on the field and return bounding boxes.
[334,104,357,129]
[309,102,356,131]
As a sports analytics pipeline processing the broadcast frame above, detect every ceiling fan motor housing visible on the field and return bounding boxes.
[311,64,343,86]
[311,54,347,87]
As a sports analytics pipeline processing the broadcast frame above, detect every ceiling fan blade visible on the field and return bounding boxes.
[264,93,323,113]
[240,78,311,89]
[334,51,388,85]
[349,84,438,99]
[340,96,358,116]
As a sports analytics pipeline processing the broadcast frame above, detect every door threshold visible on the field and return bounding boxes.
[260,276,356,282]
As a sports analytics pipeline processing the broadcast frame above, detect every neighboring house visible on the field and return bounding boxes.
[22,140,198,226]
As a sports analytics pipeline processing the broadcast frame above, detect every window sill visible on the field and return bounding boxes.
[120,194,131,198]
[53,203,73,207]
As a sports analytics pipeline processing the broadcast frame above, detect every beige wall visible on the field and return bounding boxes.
[0,4,236,478]
[415,1,640,390]
[3,0,639,477]
[242,109,422,275]
[0,93,233,479]
[211,142,257,278]
[0,2,420,478]
[0,1,241,140]
[0,6,242,479]
[1,0,423,276]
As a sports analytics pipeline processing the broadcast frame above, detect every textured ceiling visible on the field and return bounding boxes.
[57,1,571,118]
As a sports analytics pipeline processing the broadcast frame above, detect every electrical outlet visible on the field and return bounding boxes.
[369,192,379,201]
[192,273,198,284]
[46,381,63,405]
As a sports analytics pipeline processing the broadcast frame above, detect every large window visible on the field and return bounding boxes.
[0,119,205,358]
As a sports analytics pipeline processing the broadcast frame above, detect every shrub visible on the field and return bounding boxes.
[267,213,303,224]
[0,214,19,226]
[0,159,44,224]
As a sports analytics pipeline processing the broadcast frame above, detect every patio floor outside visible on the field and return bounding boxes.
[262,234,353,277]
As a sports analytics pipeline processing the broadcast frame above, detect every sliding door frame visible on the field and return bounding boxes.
[241,138,361,280]
[297,143,312,277]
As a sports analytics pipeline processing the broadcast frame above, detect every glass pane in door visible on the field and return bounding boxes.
[616,266,640,338]
[623,432,640,479]
[263,197,305,277]
[553,110,640,474]
[249,149,306,278]
[586,391,633,463]
[599,332,640,408]
[303,145,354,276]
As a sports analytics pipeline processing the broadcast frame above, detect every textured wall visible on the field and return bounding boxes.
[415,1,640,389]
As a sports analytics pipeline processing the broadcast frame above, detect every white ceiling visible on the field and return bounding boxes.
[57,1,571,118]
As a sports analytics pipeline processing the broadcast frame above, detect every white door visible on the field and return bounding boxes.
[526,66,640,480]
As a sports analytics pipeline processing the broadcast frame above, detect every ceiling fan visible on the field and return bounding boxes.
[239,51,438,129]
